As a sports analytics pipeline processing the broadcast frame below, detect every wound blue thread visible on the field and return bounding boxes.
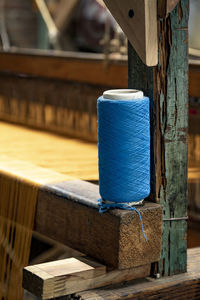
[97,91,150,241]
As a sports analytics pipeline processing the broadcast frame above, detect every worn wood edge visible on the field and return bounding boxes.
[39,179,162,214]
[0,47,126,61]
[23,257,106,299]
[40,180,99,209]
[145,0,158,66]
[23,259,150,299]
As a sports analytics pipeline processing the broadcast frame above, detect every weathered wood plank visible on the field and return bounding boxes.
[76,247,200,300]
[35,180,162,270]
[23,257,106,299]
[128,0,189,275]
[23,258,150,299]
[0,50,128,87]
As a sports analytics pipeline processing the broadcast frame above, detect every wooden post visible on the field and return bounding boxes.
[128,0,189,276]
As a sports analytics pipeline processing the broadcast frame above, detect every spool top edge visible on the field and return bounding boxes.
[103,89,144,100]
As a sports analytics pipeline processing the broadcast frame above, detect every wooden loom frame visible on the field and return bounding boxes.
[1,1,199,297]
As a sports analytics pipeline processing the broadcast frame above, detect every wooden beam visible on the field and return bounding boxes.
[23,258,150,299]
[35,180,162,270]
[0,50,128,87]
[0,49,196,92]
[128,0,189,275]
[76,247,200,299]
[103,0,158,66]
[23,257,106,299]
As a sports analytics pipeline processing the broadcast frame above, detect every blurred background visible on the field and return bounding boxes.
[0,0,127,56]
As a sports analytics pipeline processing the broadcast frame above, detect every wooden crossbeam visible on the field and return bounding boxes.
[23,257,150,299]
[35,180,163,270]
[103,0,158,66]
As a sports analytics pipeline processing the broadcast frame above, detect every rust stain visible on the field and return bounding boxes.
[164,139,173,143]
[166,125,172,132]
[176,27,188,31]
[179,134,187,144]
[178,127,187,133]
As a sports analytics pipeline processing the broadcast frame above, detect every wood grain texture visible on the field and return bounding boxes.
[35,180,162,270]
[0,50,128,87]
[23,258,150,299]
[158,0,180,17]
[0,122,98,181]
[103,0,158,66]
[23,257,106,299]
[76,247,200,300]
[128,0,189,275]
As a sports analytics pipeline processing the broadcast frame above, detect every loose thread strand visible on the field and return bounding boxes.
[98,198,147,241]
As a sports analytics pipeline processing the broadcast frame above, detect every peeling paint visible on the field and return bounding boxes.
[178,1,183,22]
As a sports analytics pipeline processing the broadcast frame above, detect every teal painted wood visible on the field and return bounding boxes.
[128,0,189,276]
[37,12,49,49]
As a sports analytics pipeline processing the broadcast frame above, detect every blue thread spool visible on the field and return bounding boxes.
[97,89,150,211]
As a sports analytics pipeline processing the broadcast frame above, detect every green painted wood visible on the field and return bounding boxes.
[37,12,49,49]
[128,0,189,276]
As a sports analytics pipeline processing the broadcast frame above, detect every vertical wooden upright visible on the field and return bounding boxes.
[128,0,189,276]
